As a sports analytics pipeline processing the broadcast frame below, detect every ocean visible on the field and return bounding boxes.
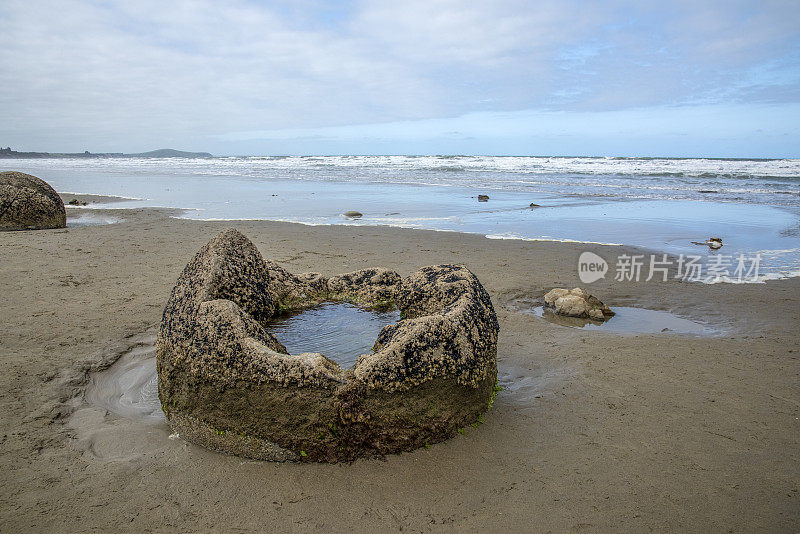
[6,155,800,281]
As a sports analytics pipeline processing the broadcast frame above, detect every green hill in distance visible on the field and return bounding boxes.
[0,147,213,159]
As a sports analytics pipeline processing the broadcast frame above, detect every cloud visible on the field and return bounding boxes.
[0,0,435,148]
[0,0,798,154]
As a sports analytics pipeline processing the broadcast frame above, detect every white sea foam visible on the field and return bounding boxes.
[179,215,334,226]
[485,233,623,246]
[16,155,800,178]
[59,191,146,201]
[700,269,800,284]
[10,155,791,211]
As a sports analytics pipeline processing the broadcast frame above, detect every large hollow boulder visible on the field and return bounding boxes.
[0,171,66,230]
[157,228,499,462]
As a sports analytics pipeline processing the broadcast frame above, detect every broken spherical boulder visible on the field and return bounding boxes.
[327,268,401,304]
[0,171,66,230]
[543,287,614,321]
[157,228,499,462]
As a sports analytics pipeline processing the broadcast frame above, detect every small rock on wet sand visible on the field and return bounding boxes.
[544,287,615,321]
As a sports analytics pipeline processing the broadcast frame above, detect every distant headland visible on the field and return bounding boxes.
[0,147,213,159]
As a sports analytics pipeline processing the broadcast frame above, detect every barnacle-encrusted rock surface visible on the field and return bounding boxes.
[327,268,401,304]
[0,171,66,230]
[544,287,614,321]
[157,228,498,462]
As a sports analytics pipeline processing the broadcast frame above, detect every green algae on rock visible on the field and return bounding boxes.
[0,171,66,230]
[156,228,498,462]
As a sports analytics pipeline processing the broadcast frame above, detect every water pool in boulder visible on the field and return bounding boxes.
[264,302,402,368]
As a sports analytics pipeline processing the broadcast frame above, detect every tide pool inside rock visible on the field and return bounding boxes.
[156,228,499,462]
[264,303,401,369]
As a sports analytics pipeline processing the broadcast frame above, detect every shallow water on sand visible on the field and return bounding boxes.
[85,343,164,424]
[264,302,402,368]
[528,306,717,336]
[66,211,124,227]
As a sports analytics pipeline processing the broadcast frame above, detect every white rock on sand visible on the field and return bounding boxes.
[544,287,615,321]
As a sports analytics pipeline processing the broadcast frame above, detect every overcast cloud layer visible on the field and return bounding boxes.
[1,0,799,156]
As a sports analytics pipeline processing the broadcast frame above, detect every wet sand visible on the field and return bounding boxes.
[0,202,798,532]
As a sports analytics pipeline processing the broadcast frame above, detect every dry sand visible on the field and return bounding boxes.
[0,200,798,532]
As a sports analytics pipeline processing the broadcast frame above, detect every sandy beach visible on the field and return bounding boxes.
[4,0,799,529]
[0,200,797,532]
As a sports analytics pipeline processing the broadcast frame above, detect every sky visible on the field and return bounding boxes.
[1,0,799,157]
